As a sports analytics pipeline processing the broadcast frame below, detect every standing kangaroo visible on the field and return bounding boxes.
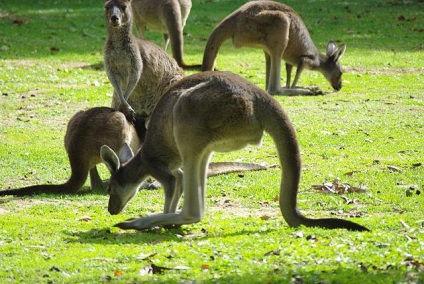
[104,0,184,121]
[202,1,346,96]
[0,107,264,196]
[131,0,201,70]
[100,71,369,232]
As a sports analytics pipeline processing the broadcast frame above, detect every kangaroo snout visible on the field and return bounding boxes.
[108,206,120,215]
[110,15,120,25]
[333,84,342,91]
[330,77,342,91]
[108,197,123,215]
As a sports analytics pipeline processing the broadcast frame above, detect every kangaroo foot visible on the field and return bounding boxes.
[270,86,324,96]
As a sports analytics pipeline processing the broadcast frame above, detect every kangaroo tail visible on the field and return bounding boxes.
[207,162,267,177]
[202,13,237,71]
[0,182,79,196]
[0,166,88,196]
[257,93,369,232]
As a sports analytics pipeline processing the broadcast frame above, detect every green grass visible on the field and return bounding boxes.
[1,0,423,283]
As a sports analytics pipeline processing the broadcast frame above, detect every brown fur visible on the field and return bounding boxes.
[0,107,264,196]
[101,71,369,232]
[131,0,201,70]
[202,1,346,96]
[0,107,142,196]
[104,0,184,120]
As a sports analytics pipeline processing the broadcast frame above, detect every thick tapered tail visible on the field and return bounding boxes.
[298,216,370,231]
[207,162,267,177]
[0,183,78,196]
[202,15,236,71]
[258,94,369,232]
[0,167,88,196]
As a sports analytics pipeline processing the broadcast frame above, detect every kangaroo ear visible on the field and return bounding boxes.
[118,142,134,163]
[101,145,120,174]
[333,44,346,62]
[326,41,337,57]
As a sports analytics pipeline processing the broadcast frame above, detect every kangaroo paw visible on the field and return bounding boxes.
[119,104,136,122]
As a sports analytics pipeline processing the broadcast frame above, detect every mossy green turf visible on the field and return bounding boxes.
[0,0,423,283]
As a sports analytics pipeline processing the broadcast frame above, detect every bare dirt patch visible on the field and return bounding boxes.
[0,207,9,215]
[346,67,424,75]
[209,197,280,219]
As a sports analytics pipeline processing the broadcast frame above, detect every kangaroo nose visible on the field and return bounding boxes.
[111,15,119,24]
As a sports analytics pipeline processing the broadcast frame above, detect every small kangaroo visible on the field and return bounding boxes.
[0,107,143,196]
[202,1,346,96]
[131,0,201,70]
[0,107,264,196]
[100,71,369,232]
[104,0,184,121]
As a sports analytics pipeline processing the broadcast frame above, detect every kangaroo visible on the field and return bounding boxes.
[0,106,264,196]
[131,0,201,70]
[202,1,346,96]
[0,107,143,196]
[100,71,369,232]
[104,0,184,121]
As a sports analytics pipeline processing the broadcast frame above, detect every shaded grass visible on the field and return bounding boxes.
[0,0,424,283]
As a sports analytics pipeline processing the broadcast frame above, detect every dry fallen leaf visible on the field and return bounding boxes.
[78,216,92,222]
[139,263,189,276]
[12,19,28,25]
[259,215,271,221]
[311,178,366,194]
[387,165,401,172]
[400,219,410,228]
[136,252,157,261]
[264,250,281,256]
[403,257,424,270]
[201,264,210,270]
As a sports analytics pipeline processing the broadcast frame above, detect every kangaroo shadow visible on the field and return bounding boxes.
[63,225,279,245]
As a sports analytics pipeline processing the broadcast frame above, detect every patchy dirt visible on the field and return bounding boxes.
[0,207,9,215]
[209,197,280,219]
[1,59,102,71]
[346,67,424,75]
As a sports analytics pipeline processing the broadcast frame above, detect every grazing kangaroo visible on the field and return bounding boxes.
[0,107,143,196]
[131,0,201,70]
[0,107,264,196]
[100,71,369,232]
[202,1,346,96]
[104,0,184,121]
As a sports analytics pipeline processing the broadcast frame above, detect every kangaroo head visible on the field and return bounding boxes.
[101,143,140,215]
[104,0,132,28]
[321,41,346,91]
